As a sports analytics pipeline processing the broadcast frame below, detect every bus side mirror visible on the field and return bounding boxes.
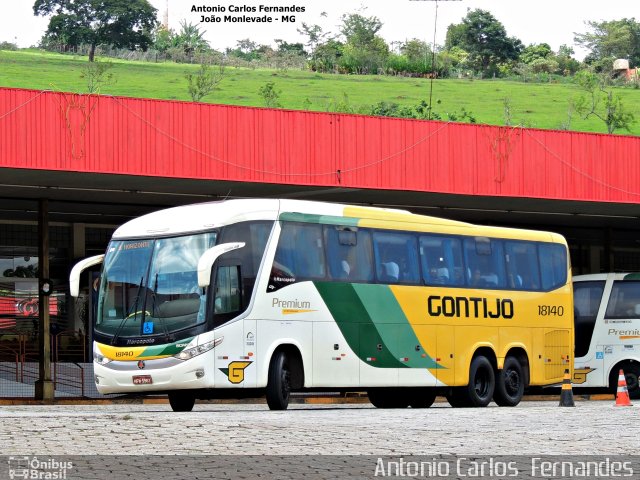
[197,242,245,288]
[69,254,105,297]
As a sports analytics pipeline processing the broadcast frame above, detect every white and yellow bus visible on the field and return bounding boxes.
[70,199,573,411]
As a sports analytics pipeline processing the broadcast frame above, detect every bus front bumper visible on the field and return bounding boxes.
[93,356,215,394]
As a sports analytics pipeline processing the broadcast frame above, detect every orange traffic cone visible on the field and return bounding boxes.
[615,369,633,407]
[559,368,575,407]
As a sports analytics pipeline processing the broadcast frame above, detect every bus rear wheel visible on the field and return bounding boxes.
[447,355,495,407]
[168,391,195,412]
[266,351,291,410]
[493,356,525,407]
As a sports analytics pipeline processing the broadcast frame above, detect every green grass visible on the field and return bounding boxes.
[1,49,639,135]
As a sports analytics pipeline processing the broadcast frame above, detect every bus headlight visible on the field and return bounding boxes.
[93,351,112,365]
[174,337,223,360]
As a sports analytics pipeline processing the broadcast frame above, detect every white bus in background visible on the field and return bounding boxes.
[573,273,640,399]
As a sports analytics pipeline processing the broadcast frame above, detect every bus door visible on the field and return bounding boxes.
[211,264,250,388]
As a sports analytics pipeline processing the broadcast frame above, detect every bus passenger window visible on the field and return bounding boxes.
[372,231,419,284]
[271,223,325,288]
[539,244,568,290]
[505,241,541,291]
[463,237,507,289]
[324,227,373,282]
[419,235,464,286]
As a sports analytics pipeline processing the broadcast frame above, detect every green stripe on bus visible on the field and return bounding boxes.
[139,337,194,358]
[314,282,440,369]
[279,212,359,226]
[352,284,440,369]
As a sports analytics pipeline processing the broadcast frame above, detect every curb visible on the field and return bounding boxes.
[0,394,615,406]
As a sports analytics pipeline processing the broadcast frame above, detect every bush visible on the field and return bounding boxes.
[0,41,18,51]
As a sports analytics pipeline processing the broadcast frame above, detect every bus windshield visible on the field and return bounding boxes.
[96,232,217,341]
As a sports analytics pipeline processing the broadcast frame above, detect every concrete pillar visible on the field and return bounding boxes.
[35,198,54,401]
[71,223,86,332]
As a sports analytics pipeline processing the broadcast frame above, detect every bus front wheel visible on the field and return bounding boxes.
[266,351,291,410]
[408,388,436,408]
[168,391,195,412]
[609,363,640,400]
[368,388,409,408]
[493,356,525,407]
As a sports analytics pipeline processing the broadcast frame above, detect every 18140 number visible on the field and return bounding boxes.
[538,305,565,316]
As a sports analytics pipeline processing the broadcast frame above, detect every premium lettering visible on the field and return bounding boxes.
[427,295,514,319]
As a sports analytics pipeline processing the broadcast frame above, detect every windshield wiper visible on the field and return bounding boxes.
[111,276,144,346]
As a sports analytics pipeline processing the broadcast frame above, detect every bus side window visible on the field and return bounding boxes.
[273,222,325,282]
[214,265,241,316]
[324,227,373,282]
[605,281,640,319]
[372,231,419,284]
[573,281,605,357]
[505,241,541,291]
[419,235,464,286]
[539,243,568,290]
[464,237,507,288]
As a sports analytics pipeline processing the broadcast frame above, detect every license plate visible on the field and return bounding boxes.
[132,375,152,385]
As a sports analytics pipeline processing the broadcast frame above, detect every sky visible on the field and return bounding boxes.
[1,1,637,61]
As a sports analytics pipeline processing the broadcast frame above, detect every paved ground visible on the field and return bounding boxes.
[0,400,635,456]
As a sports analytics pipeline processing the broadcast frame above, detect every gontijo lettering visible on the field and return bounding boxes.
[428,296,514,319]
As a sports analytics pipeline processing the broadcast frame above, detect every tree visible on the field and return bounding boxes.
[297,22,331,63]
[185,62,225,102]
[575,18,640,68]
[520,43,552,64]
[446,9,522,76]
[33,0,158,62]
[175,20,210,61]
[573,71,636,134]
[338,12,389,74]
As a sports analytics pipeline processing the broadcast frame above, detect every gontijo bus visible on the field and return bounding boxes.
[70,199,573,411]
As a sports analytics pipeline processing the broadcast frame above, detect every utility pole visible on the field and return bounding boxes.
[409,0,462,119]
[35,198,54,401]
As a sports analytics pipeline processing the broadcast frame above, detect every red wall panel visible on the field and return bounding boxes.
[1,87,640,204]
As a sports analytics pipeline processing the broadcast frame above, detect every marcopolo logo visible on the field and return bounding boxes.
[8,456,73,479]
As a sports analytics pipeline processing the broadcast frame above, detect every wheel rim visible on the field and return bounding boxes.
[474,368,490,397]
[504,369,521,396]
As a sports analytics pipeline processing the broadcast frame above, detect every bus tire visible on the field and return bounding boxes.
[609,362,640,400]
[168,391,195,412]
[266,351,291,410]
[446,388,472,408]
[493,356,525,407]
[368,389,409,408]
[408,388,436,408]
[449,355,495,407]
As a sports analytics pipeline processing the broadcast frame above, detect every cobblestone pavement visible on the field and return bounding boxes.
[0,400,634,456]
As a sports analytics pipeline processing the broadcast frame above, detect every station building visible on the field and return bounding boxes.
[1,86,639,397]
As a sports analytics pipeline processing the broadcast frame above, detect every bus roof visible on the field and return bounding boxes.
[112,198,565,244]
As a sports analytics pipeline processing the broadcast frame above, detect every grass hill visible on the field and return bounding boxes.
[1,49,639,136]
